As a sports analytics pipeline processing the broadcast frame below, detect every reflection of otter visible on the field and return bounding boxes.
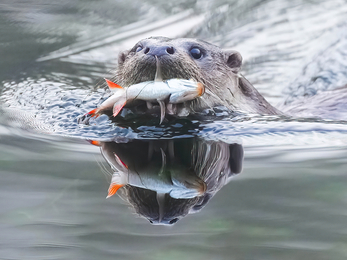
[97,138,243,225]
[110,37,281,118]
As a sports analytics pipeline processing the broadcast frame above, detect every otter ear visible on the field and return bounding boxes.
[225,51,242,73]
[118,50,130,66]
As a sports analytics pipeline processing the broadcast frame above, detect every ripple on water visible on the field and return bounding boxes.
[2,1,347,260]
[3,76,347,146]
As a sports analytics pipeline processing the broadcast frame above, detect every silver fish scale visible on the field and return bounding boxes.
[126,79,200,101]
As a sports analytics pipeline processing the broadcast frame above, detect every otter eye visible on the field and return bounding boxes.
[136,46,143,52]
[190,48,202,59]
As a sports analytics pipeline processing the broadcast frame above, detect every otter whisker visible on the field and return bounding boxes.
[96,157,114,181]
[198,95,214,111]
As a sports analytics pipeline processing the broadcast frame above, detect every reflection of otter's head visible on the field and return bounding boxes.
[119,188,200,225]
[99,138,243,225]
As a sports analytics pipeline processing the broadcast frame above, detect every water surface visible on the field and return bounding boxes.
[1,0,347,259]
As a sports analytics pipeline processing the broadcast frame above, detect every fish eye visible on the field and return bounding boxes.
[190,47,202,59]
[136,46,143,52]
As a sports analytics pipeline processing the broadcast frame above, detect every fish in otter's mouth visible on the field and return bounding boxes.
[82,57,205,124]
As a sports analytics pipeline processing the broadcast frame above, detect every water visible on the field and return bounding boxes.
[1,0,347,259]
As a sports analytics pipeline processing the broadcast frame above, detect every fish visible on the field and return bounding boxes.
[85,57,204,123]
[87,140,207,199]
[86,78,204,123]
[106,148,206,199]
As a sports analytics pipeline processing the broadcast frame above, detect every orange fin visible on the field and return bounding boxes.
[87,108,100,118]
[105,78,123,90]
[88,140,101,146]
[113,98,127,117]
[106,183,124,198]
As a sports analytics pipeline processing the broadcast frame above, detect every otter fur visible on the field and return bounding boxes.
[110,37,281,117]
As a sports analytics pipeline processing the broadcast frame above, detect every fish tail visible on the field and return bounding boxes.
[86,108,100,118]
[105,78,123,90]
[106,183,124,198]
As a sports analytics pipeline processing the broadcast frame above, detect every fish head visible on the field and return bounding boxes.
[168,80,205,103]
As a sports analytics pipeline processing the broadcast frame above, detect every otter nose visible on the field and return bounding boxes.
[143,45,175,57]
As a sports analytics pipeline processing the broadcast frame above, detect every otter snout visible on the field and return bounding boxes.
[142,45,175,57]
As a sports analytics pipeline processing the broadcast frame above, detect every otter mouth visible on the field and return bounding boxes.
[120,56,202,123]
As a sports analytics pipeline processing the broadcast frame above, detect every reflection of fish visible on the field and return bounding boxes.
[91,139,243,225]
[87,78,204,123]
[106,148,206,199]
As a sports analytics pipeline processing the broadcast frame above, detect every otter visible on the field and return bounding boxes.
[109,36,281,118]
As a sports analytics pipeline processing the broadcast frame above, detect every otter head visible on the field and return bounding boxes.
[113,37,243,112]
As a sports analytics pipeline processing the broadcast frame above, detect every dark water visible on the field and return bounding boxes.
[1,0,347,259]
